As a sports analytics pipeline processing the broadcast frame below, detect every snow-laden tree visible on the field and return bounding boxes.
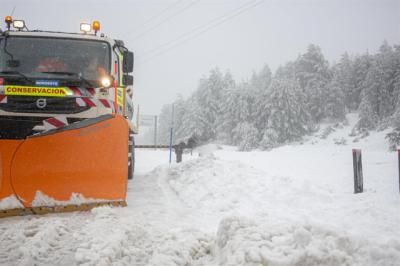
[260,128,279,150]
[265,78,311,144]
[352,53,372,109]
[294,44,331,122]
[178,96,208,142]
[215,72,237,143]
[325,69,346,121]
[250,64,272,92]
[391,45,400,126]
[172,95,188,141]
[357,42,398,129]
[232,122,259,151]
[254,63,293,136]
[155,40,400,151]
[230,83,257,143]
[194,68,225,140]
[376,41,397,119]
[335,53,357,111]
[357,61,382,129]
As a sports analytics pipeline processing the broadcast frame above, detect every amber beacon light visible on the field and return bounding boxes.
[92,21,100,35]
[5,16,12,30]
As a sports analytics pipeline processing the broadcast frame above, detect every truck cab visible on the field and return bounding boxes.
[0,19,135,138]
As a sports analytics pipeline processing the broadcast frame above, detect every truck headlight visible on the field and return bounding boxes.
[101,77,111,88]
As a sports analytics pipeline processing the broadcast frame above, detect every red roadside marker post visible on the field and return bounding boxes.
[352,149,363,193]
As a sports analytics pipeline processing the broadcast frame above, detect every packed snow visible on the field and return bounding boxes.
[0,114,399,265]
[0,195,24,210]
[31,191,120,207]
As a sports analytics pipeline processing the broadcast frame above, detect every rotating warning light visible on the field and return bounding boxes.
[13,20,25,30]
[92,21,100,33]
[101,77,111,88]
[5,16,12,30]
[5,16,12,23]
[80,23,91,33]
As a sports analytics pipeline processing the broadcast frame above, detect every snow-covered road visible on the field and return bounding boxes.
[1,115,400,265]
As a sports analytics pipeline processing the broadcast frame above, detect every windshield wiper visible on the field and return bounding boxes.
[0,70,33,82]
[39,71,94,88]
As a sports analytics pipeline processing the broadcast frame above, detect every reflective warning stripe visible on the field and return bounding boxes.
[99,99,111,108]
[0,95,6,103]
[76,97,86,107]
[70,87,83,96]
[75,97,115,111]
[87,88,96,96]
[43,116,68,130]
[82,97,97,107]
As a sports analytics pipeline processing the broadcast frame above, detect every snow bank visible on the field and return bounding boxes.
[165,155,268,218]
[0,215,82,266]
[0,195,24,210]
[74,206,213,266]
[162,149,400,265]
[215,216,400,266]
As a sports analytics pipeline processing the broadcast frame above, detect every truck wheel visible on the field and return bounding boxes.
[128,132,135,180]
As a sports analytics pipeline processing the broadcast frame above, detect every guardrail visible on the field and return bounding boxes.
[135,143,187,163]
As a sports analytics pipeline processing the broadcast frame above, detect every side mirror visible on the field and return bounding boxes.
[123,51,134,73]
[123,74,134,86]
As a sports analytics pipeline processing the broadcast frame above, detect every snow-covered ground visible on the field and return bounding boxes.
[1,114,399,265]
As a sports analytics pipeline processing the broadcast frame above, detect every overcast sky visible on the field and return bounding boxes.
[1,0,400,115]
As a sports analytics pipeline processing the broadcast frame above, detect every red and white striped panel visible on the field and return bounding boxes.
[43,116,68,131]
[75,97,115,112]
[70,87,96,97]
[0,95,7,103]
[87,88,96,96]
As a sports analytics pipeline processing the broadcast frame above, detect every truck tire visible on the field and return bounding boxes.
[128,132,135,180]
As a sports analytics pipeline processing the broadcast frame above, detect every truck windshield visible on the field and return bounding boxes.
[0,36,110,82]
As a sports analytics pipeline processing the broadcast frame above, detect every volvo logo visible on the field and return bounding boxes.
[36,98,47,109]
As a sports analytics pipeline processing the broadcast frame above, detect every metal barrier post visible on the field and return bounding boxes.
[352,149,363,193]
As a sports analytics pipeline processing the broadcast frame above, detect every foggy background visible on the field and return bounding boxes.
[1,0,399,115]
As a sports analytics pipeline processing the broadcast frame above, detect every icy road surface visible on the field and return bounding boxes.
[1,114,400,265]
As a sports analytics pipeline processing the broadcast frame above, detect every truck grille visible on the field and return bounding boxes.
[0,96,90,114]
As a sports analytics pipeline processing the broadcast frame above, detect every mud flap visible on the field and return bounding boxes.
[0,115,128,214]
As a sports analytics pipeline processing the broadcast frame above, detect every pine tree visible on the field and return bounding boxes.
[295,44,331,122]
[391,45,400,126]
[335,53,357,111]
[357,61,382,129]
[266,78,311,143]
[250,64,272,92]
[233,122,259,151]
[325,69,346,121]
[357,42,397,129]
[172,95,187,141]
[352,53,372,111]
[215,71,237,143]
[195,68,225,141]
[179,96,207,142]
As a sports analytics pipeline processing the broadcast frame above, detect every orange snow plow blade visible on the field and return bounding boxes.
[0,115,129,217]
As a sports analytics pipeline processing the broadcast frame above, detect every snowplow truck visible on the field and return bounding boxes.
[0,18,137,217]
